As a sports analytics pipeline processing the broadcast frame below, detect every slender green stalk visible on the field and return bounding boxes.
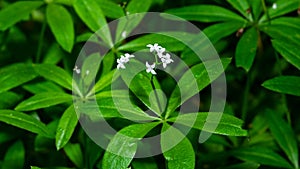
[261,0,271,24]
[241,74,251,121]
[36,19,47,63]
[274,51,291,124]
[150,75,163,117]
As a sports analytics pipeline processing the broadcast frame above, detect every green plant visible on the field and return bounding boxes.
[0,0,299,168]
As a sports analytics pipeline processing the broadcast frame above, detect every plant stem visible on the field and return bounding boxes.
[274,51,291,124]
[261,0,271,24]
[36,19,47,63]
[150,75,163,117]
[242,73,251,121]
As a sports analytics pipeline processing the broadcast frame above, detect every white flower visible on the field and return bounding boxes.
[117,58,126,69]
[117,53,135,69]
[161,53,173,68]
[73,66,80,74]
[146,43,161,53]
[146,62,156,75]
[157,47,166,58]
[272,3,277,9]
[86,70,90,75]
[124,53,135,60]
[122,31,127,38]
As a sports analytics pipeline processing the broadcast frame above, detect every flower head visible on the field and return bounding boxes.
[161,53,173,68]
[146,43,161,53]
[117,53,135,69]
[146,62,156,75]
[73,66,81,74]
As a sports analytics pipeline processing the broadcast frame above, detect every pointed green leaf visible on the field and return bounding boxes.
[33,64,72,90]
[0,110,52,137]
[126,0,151,13]
[23,81,64,94]
[15,92,72,111]
[93,70,119,93]
[259,25,300,47]
[1,140,25,169]
[262,76,300,97]
[81,90,156,121]
[161,123,195,169]
[227,0,251,19]
[169,113,247,136]
[120,60,166,116]
[235,27,258,71]
[223,162,260,169]
[43,43,64,64]
[165,5,246,23]
[0,1,44,30]
[272,40,300,70]
[81,53,101,87]
[102,122,159,169]
[166,58,231,117]
[0,91,22,109]
[56,105,78,150]
[46,4,74,52]
[232,147,293,168]
[96,0,124,19]
[0,63,38,93]
[73,0,112,47]
[118,33,187,52]
[63,143,84,168]
[260,0,299,22]
[250,0,262,21]
[264,109,298,168]
[203,21,245,43]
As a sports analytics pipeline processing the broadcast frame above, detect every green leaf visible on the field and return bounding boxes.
[1,140,25,169]
[73,0,112,47]
[93,70,119,93]
[0,1,44,31]
[56,105,78,150]
[102,122,159,169]
[33,64,73,90]
[161,123,195,169]
[250,0,262,21]
[96,0,124,19]
[264,109,298,168]
[63,143,84,168]
[120,60,166,116]
[223,162,260,169]
[262,76,300,97]
[43,43,64,64]
[235,27,258,71]
[232,147,293,168]
[132,158,159,169]
[79,90,156,121]
[168,113,247,136]
[118,33,187,52]
[260,0,300,22]
[259,25,300,47]
[0,110,52,137]
[272,40,300,70]
[0,63,38,93]
[165,5,246,23]
[81,53,102,87]
[166,58,231,117]
[126,0,152,14]
[46,4,74,52]
[15,92,72,111]
[23,81,64,94]
[227,0,251,20]
[0,91,22,109]
[203,21,245,43]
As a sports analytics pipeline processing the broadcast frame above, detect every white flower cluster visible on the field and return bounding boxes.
[116,43,173,75]
[116,53,135,69]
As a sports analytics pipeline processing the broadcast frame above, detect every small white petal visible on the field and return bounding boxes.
[122,31,127,38]
[151,69,157,75]
[86,70,90,75]
[272,3,277,9]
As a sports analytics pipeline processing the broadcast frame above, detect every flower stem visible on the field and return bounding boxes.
[150,75,163,117]
[36,18,47,63]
